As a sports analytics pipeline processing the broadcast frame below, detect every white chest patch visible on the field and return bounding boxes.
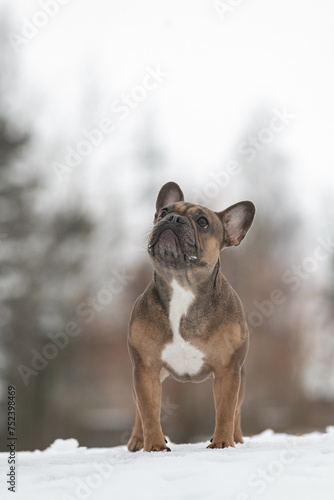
[161,279,204,376]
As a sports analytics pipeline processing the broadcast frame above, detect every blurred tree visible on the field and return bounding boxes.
[221,107,308,432]
[0,100,31,446]
[135,112,167,201]
[0,17,93,450]
[301,205,334,403]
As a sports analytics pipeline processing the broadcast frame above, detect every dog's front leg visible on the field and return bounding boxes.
[127,394,144,452]
[134,366,170,452]
[208,365,241,449]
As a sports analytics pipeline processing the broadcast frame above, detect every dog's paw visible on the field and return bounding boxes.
[145,443,171,452]
[207,438,235,449]
[127,435,144,452]
[234,434,244,444]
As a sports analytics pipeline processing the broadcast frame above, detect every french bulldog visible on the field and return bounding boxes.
[127,182,255,452]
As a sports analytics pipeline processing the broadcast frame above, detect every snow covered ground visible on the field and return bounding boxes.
[1,428,334,500]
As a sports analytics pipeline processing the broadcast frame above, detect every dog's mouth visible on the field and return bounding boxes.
[148,224,197,266]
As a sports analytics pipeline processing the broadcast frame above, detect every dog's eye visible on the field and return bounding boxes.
[159,208,169,219]
[197,217,209,228]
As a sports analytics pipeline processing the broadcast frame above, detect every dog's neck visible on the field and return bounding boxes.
[153,259,221,309]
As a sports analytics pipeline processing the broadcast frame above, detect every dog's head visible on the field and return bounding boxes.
[148,182,255,275]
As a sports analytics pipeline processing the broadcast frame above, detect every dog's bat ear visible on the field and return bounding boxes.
[154,182,184,221]
[217,201,255,248]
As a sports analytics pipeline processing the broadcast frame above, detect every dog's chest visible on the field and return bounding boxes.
[161,280,204,376]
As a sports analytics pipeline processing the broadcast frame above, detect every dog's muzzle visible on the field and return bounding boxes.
[148,215,197,264]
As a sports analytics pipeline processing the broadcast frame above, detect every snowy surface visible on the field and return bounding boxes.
[1,428,334,500]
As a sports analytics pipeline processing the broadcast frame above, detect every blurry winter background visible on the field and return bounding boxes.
[0,0,333,451]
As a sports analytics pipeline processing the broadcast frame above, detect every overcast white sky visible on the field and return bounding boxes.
[3,0,334,225]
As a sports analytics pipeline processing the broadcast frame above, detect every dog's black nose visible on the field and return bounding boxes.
[167,215,187,224]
